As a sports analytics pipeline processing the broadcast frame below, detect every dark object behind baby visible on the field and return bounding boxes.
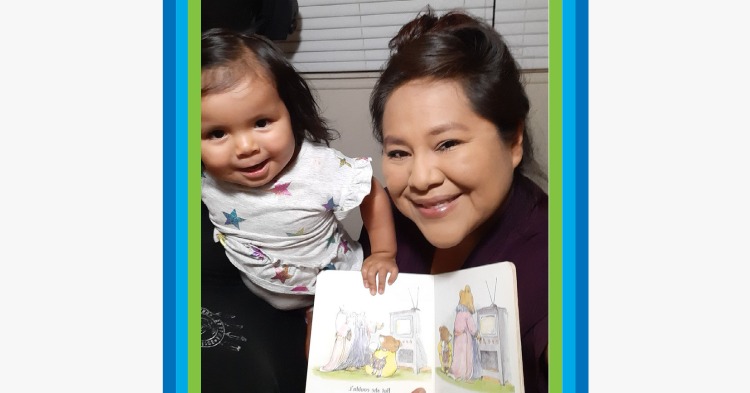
[202,0,298,40]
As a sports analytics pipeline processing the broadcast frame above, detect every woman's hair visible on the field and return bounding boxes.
[201,28,338,146]
[370,9,537,173]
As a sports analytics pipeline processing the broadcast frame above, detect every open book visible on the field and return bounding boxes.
[306,261,524,393]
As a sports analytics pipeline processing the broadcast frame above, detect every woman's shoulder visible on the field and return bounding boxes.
[505,174,546,241]
[515,173,548,215]
[513,174,549,234]
[470,173,547,266]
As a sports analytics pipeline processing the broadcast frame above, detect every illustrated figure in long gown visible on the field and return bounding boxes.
[449,285,481,380]
[319,309,355,371]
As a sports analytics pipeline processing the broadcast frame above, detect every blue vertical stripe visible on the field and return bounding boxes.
[175,0,188,392]
[575,0,589,391]
[163,0,176,391]
[561,0,576,391]
[562,0,588,392]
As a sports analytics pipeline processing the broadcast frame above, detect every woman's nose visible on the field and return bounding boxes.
[235,132,258,157]
[407,154,443,191]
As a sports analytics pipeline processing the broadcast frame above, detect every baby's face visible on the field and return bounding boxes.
[201,75,295,188]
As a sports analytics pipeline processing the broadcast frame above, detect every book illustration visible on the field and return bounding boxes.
[307,262,523,393]
[437,326,453,374]
[433,274,519,392]
[318,308,385,372]
[313,287,430,380]
[445,285,482,380]
[318,308,355,372]
[475,279,513,384]
[387,288,429,374]
[364,335,400,377]
[434,280,514,390]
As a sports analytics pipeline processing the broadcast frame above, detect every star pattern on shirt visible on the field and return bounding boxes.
[322,197,338,212]
[291,286,309,292]
[249,246,267,261]
[338,157,351,168]
[269,182,292,196]
[223,209,245,229]
[286,228,306,236]
[215,232,226,247]
[339,238,350,254]
[272,266,292,283]
[325,233,337,248]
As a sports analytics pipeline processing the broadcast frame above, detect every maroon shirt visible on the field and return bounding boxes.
[361,173,548,393]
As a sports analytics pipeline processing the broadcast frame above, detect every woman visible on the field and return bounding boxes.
[361,9,548,393]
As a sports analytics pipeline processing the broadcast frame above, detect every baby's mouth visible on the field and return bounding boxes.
[241,160,268,173]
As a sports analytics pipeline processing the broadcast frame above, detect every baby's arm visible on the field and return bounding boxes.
[359,177,398,295]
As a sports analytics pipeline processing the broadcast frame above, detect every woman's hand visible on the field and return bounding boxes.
[361,252,398,295]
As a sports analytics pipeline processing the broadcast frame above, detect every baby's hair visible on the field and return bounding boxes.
[202,28,338,146]
[370,8,536,173]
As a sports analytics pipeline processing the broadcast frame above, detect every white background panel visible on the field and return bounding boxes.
[0,0,163,391]
[590,1,750,391]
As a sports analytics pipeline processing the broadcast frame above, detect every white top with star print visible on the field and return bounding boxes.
[202,140,373,310]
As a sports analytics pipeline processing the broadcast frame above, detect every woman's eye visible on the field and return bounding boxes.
[386,150,409,159]
[255,119,269,128]
[437,140,460,151]
[207,130,226,140]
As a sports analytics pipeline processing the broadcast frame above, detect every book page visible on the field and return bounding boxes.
[433,262,524,393]
[306,270,437,393]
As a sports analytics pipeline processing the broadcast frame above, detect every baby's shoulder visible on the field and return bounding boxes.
[299,140,371,170]
[301,140,345,159]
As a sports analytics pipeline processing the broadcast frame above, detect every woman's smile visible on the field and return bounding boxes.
[411,194,460,219]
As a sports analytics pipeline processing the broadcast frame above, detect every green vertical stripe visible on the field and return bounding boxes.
[188,0,201,391]
[548,0,563,392]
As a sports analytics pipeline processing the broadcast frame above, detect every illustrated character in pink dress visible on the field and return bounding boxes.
[449,285,481,380]
[319,308,355,371]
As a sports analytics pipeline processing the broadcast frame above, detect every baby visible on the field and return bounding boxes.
[201,28,399,312]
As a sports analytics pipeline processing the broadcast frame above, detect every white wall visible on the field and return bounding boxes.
[307,71,549,238]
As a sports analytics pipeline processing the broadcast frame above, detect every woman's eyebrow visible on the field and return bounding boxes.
[428,122,468,136]
[383,122,468,144]
[383,135,405,146]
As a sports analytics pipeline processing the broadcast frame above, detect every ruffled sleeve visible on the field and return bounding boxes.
[298,142,375,222]
[333,155,373,222]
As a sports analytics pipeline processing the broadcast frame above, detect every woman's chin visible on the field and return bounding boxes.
[422,232,463,249]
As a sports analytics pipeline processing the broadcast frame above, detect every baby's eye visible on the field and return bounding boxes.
[207,129,226,140]
[386,150,409,159]
[437,140,460,151]
[255,119,269,128]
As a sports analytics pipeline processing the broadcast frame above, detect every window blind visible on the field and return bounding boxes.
[494,0,548,70]
[277,0,548,73]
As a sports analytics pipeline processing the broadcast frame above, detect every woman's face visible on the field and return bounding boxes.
[381,79,523,249]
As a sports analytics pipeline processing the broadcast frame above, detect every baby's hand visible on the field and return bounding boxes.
[361,253,398,296]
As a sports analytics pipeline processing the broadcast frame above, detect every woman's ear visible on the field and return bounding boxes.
[511,122,524,169]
